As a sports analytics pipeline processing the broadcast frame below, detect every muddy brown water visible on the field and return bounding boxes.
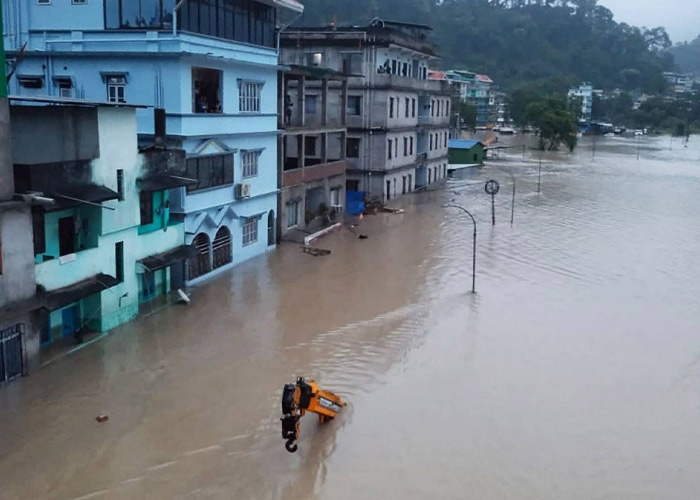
[2,135,700,499]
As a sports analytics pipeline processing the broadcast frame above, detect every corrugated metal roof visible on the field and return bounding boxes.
[448,139,483,149]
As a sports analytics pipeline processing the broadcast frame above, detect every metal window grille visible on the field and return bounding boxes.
[212,226,232,269]
[242,218,258,246]
[0,324,24,384]
[242,151,259,178]
[239,82,262,113]
[287,200,300,228]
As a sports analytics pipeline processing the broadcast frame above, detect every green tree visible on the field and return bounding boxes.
[459,101,477,128]
[525,96,578,151]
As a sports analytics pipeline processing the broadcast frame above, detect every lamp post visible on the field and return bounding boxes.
[537,154,543,193]
[444,204,477,294]
[492,166,516,226]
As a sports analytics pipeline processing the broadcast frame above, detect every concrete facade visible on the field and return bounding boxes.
[2,0,303,284]
[278,66,348,240]
[568,83,594,121]
[10,102,190,352]
[281,20,452,201]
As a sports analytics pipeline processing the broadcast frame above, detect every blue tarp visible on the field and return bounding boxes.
[345,190,365,215]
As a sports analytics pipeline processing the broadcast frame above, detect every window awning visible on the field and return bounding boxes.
[138,245,199,272]
[42,184,120,212]
[41,274,119,312]
[137,175,197,193]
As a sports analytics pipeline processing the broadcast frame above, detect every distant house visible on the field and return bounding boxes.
[448,139,484,165]
[568,83,594,120]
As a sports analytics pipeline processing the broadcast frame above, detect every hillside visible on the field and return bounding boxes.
[295,0,674,94]
[668,35,700,76]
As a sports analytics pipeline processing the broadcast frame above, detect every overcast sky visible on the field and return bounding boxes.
[600,0,700,44]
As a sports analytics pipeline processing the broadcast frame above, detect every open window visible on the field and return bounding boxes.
[192,67,222,114]
[54,77,73,98]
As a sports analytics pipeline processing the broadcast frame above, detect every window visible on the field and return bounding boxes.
[444,133,448,148]
[402,63,408,77]
[287,200,300,228]
[392,60,397,74]
[192,67,222,113]
[305,95,318,115]
[388,139,392,160]
[305,136,317,157]
[330,188,341,207]
[405,97,409,118]
[243,218,258,246]
[430,134,433,151]
[115,242,124,283]
[431,99,435,117]
[107,76,126,103]
[58,216,76,256]
[186,153,234,193]
[403,137,408,156]
[446,101,450,116]
[32,208,45,255]
[140,191,154,226]
[18,77,43,89]
[55,77,73,98]
[412,98,416,118]
[341,53,363,74]
[389,97,394,118]
[37,0,51,4]
[347,96,361,115]
[306,52,323,67]
[410,136,414,155]
[72,0,87,4]
[347,138,360,158]
[395,139,398,158]
[239,81,262,113]
[242,150,260,178]
[116,169,124,200]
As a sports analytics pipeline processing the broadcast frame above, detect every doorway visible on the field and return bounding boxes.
[386,180,391,201]
[267,211,275,246]
[61,305,79,337]
[58,216,76,256]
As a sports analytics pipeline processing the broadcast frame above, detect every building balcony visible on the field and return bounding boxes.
[373,74,451,94]
[282,161,346,187]
[36,247,105,292]
[138,113,278,138]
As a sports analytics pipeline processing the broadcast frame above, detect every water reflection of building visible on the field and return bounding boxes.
[281,19,452,202]
[277,65,348,240]
[2,0,304,284]
[9,99,193,365]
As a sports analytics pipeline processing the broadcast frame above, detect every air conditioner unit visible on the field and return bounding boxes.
[235,183,251,199]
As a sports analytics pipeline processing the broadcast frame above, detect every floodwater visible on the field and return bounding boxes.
[2,134,700,500]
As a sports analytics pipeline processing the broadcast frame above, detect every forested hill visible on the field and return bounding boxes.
[295,0,675,94]
[668,35,700,76]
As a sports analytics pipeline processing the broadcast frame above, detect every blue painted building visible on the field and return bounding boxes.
[3,0,304,283]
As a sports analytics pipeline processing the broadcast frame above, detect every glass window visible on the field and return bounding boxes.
[287,200,300,228]
[305,95,318,115]
[347,138,360,158]
[242,218,258,246]
[239,81,262,113]
[242,150,260,178]
[186,153,235,193]
[347,96,361,115]
[107,76,126,103]
[306,52,323,67]
[330,188,341,207]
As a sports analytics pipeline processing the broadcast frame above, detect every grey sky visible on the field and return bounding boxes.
[599,0,700,44]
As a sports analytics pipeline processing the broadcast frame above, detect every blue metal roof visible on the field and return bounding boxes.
[448,139,483,149]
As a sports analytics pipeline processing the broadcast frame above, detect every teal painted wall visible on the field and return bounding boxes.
[448,144,484,164]
[138,190,170,235]
[36,206,101,263]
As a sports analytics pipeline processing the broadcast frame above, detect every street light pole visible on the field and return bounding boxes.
[444,204,477,294]
[493,166,516,226]
[537,155,542,193]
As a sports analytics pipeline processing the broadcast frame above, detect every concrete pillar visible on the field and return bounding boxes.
[321,78,329,126]
[298,76,306,128]
[0,99,14,201]
[341,80,349,126]
[278,73,284,129]
[297,134,305,169]
[322,133,328,164]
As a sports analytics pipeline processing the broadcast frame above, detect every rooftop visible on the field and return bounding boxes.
[8,95,149,109]
[448,139,483,149]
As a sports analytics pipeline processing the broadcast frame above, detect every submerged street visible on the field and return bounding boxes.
[2,135,700,499]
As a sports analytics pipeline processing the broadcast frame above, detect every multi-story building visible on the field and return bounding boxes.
[3,0,304,283]
[663,72,695,95]
[9,98,193,350]
[437,70,496,127]
[281,19,452,201]
[278,65,348,239]
[568,83,594,121]
[0,97,39,384]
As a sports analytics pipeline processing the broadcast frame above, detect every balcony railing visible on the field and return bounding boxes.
[283,160,346,187]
